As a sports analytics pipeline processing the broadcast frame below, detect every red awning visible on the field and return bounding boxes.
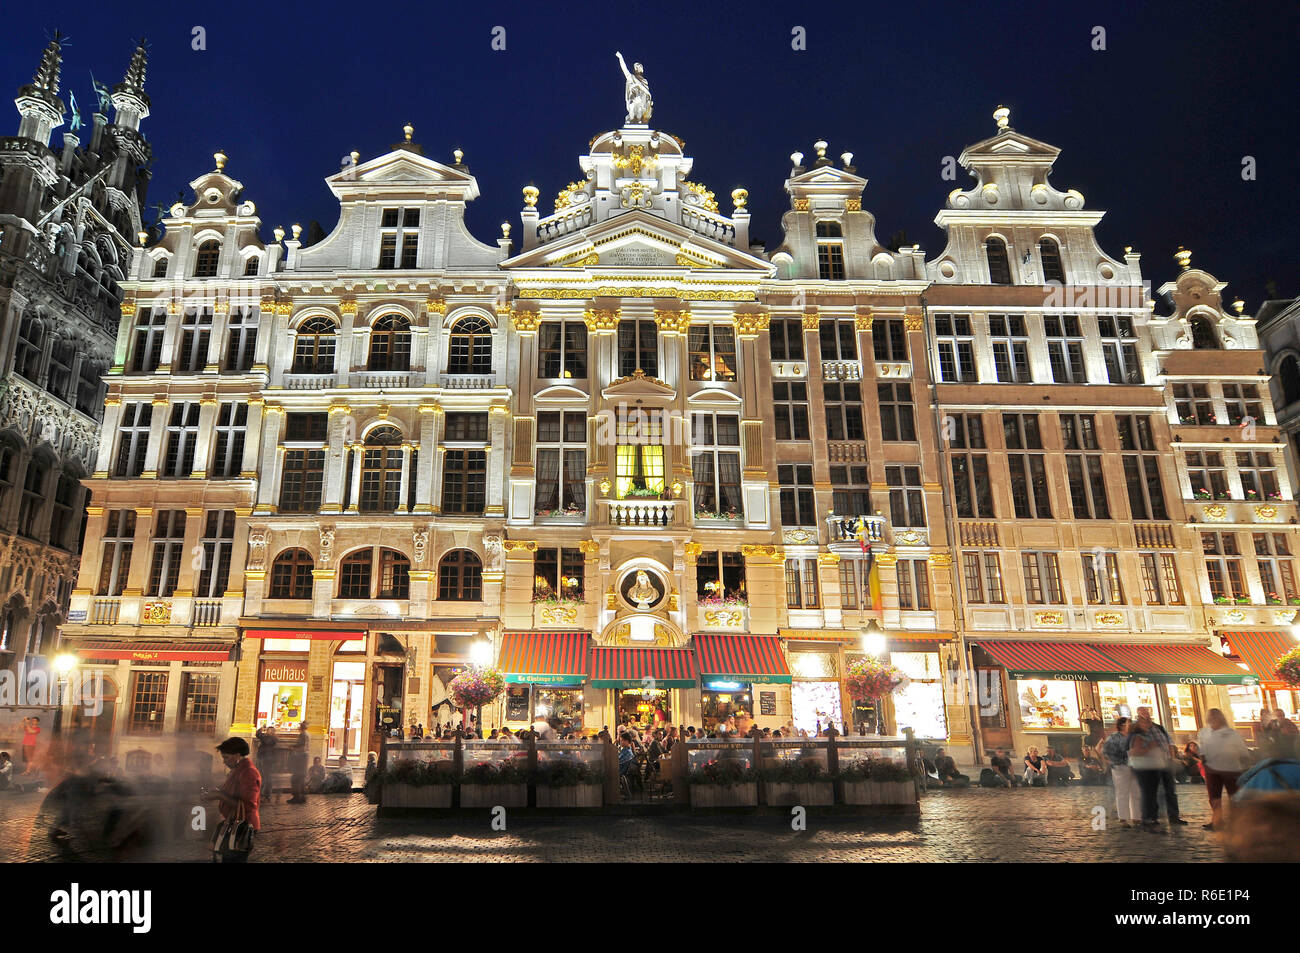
[242,629,365,640]
[498,631,589,684]
[976,641,1127,681]
[1222,630,1299,690]
[589,647,698,688]
[1097,643,1252,686]
[75,641,233,663]
[976,640,1257,685]
[695,635,791,684]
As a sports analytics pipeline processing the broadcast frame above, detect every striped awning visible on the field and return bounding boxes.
[75,641,234,663]
[498,631,589,685]
[1222,630,1298,690]
[977,641,1130,682]
[1098,643,1253,686]
[589,647,698,688]
[695,635,792,684]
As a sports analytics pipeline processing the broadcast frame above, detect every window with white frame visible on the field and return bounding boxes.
[1117,415,1169,520]
[934,314,977,382]
[773,381,810,440]
[129,309,166,374]
[1081,551,1125,605]
[896,558,931,610]
[769,318,805,361]
[962,551,1005,604]
[175,308,213,373]
[97,510,136,596]
[1202,532,1247,602]
[1186,451,1229,501]
[614,409,664,500]
[1098,315,1142,384]
[210,402,247,479]
[877,382,915,441]
[197,510,235,598]
[1223,383,1265,427]
[950,413,994,519]
[819,318,858,362]
[536,411,586,515]
[291,318,337,374]
[690,412,742,519]
[162,403,201,478]
[1237,452,1280,502]
[539,321,588,379]
[147,510,186,597]
[688,324,737,382]
[378,207,419,269]
[989,314,1030,383]
[1173,383,1215,425]
[1061,413,1110,519]
[1139,553,1183,606]
[886,465,925,528]
[872,318,907,362]
[824,382,865,441]
[816,221,845,280]
[224,306,259,372]
[115,403,153,477]
[1253,533,1297,605]
[785,557,820,608]
[830,465,871,517]
[617,318,658,378]
[1044,315,1086,383]
[1004,413,1051,519]
[778,464,815,527]
[1022,551,1064,604]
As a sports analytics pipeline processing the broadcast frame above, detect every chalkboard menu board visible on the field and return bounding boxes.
[505,685,530,721]
[759,691,777,716]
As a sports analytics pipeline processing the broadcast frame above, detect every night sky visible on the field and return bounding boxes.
[5,0,1296,308]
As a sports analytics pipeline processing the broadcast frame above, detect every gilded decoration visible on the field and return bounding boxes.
[683,543,703,560]
[608,368,671,388]
[612,145,654,176]
[583,308,621,332]
[517,286,756,301]
[740,545,782,560]
[927,551,952,568]
[502,540,538,554]
[783,529,814,545]
[1095,611,1125,627]
[680,180,718,212]
[895,530,928,546]
[732,312,770,337]
[562,252,600,268]
[817,553,840,566]
[606,586,618,610]
[703,610,745,628]
[339,299,358,315]
[510,309,541,333]
[578,540,600,556]
[554,181,587,211]
[538,604,580,626]
[845,198,862,211]
[792,198,810,211]
[802,311,821,330]
[903,313,924,332]
[1203,504,1228,521]
[855,312,873,331]
[141,602,173,625]
[425,297,446,316]
[1225,609,1246,623]
[654,310,691,335]
[874,553,898,567]
[1255,505,1279,521]
[1034,611,1066,626]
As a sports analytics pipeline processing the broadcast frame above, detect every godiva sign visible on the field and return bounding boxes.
[260,660,309,684]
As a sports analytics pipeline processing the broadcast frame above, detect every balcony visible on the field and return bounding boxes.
[348,370,414,389]
[282,372,336,390]
[826,513,886,545]
[438,374,497,390]
[1133,522,1175,548]
[821,361,862,382]
[608,499,676,528]
[957,522,1000,547]
[192,600,223,627]
[90,599,121,625]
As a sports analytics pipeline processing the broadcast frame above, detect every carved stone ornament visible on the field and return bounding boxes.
[413,527,430,566]
[483,534,504,570]
[246,531,267,571]
[318,525,336,567]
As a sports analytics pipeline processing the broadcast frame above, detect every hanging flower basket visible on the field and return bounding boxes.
[449,668,505,709]
[1275,646,1300,688]
[846,656,907,702]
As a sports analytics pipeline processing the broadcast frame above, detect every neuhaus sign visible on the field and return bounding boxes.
[260,660,309,683]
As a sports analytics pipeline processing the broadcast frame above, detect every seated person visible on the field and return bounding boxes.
[0,751,12,791]
[1043,747,1074,785]
[306,757,327,794]
[988,748,1015,787]
[1023,747,1048,786]
[618,732,642,792]
[933,748,970,787]
[1079,744,1108,785]
[1174,742,1205,784]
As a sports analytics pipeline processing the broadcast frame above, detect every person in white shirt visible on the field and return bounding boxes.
[1197,708,1254,830]
[531,716,556,741]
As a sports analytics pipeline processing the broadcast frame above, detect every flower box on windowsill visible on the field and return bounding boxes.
[694,511,744,523]
[535,506,586,521]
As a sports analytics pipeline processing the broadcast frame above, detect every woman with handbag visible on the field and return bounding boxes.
[1128,707,1185,830]
[205,737,262,863]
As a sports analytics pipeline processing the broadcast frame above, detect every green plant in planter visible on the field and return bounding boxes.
[535,759,602,787]
[461,759,529,785]
[760,759,826,783]
[837,758,912,783]
[688,759,757,787]
[382,758,455,786]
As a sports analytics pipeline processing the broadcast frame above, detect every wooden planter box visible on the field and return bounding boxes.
[381,783,453,809]
[763,781,834,806]
[460,783,528,808]
[841,780,916,805]
[689,782,758,807]
[535,783,603,808]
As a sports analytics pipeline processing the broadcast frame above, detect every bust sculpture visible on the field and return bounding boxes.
[628,570,658,610]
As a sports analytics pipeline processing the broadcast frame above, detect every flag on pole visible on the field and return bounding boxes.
[865,543,883,612]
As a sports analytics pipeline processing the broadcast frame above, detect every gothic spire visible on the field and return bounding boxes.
[31,32,64,95]
[115,37,148,96]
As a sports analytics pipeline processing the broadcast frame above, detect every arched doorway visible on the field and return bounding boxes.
[595,613,688,731]
[328,636,366,761]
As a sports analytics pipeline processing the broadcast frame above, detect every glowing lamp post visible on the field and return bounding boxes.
[53,652,77,734]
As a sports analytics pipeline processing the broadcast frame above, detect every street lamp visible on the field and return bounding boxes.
[469,640,492,735]
[858,620,888,736]
[53,653,76,735]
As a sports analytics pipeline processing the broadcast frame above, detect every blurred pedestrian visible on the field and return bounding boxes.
[21,717,40,765]
[1198,708,1253,830]
[1129,706,1184,829]
[205,737,261,863]
[1102,718,1140,825]
[255,724,279,803]
[287,723,309,804]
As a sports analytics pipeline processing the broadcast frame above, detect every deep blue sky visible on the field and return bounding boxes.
[5,0,1296,307]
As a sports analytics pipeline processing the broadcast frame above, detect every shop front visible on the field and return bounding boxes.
[258,657,309,731]
[694,634,791,731]
[1220,630,1300,737]
[497,630,590,732]
[588,646,697,731]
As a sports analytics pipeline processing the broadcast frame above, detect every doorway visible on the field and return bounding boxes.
[329,661,365,760]
[617,688,670,730]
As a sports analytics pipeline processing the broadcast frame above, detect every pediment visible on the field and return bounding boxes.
[534,383,591,402]
[326,149,479,199]
[787,165,868,189]
[601,369,677,401]
[962,130,1061,164]
[687,388,743,405]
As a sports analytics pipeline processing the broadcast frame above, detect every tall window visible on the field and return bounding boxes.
[985,237,1011,285]
[769,318,805,361]
[76,358,103,417]
[378,549,410,599]
[197,510,235,598]
[1098,316,1141,384]
[691,413,742,519]
[1004,414,1051,519]
[225,307,259,372]
[442,450,486,515]
[210,402,247,478]
[292,318,337,374]
[193,240,220,277]
[962,552,1005,604]
[950,413,994,519]
[438,550,482,601]
[816,221,845,280]
[152,257,168,278]
[824,382,865,440]
[1022,551,1064,604]
[147,511,186,597]
[447,316,493,374]
[839,559,872,610]
[830,465,871,517]
[773,381,810,440]
[1039,238,1065,284]
[1254,533,1297,605]
[1281,356,1300,406]
[269,549,314,600]
[1061,413,1109,519]
[243,255,260,276]
[175,308,213,373]
[877,382,915,441]
[896,559,931,610]
[539,321,588,379]
[338,550,373,599]
[536,411,586,515]
[360,426,404,513]
[129,672,169,733]
[129,309,166,373]
[1118,415,1168,519]
[115,403,152,477]
[13,314,44,382]
[97,510,136,596]
[48,472,80,550]
[872,318,907,362]
[1173,383,1215,425]
[17,458,47,538]
[46,339,73,400]
[1186,451,1229,500]
[1223,384,1264,427]
[1202,532,1247,602]
[378,207,420,269]
[1081,551,1125,605]
[989,314,1030,382]
[179,674,220,733]
[1139,553,1183,606]
[696,551,746,601]
[785,557,820,608]
[819,319,857,362]
[280,442,325,513]
[617,318,658,378]
[367,314,411,371]
[614,410,664,499]
[779,464,816,526]
[886,465,925,528]
[1044,315,1086,383]
[688,324,737,382]
[162,403,201,478]
[934,314,977,382]
[535,548,585,599]
[1237,452,1280,501]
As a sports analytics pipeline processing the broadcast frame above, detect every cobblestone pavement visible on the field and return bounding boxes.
[0,783,1228,862]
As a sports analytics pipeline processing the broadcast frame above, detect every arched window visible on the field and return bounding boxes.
[360,426,403,513]
[447,316,493,375]
[292,317,337,373]
[378,548,410,599]
[49,472,81,550]
[438,550,482,601]
[193,240,221,278]
[1190,316,1220,350]
[985,237,1012,285]
[269,548,315,599]
[243,255,260,276]
[1039,238,1065,284]
[338,550,373,599]
[152,257,168,278]
[14,315,44,382]
[1280,356,1300,406]
[367,314,411,371]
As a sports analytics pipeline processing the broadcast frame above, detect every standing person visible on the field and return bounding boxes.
[205,738,262,863]
[1128,706,1185,829]
[1102,717,1141,827]
[21,717,40,765]
[1198,708,1254,830]
[255,724,279,803]
[287,723,309,804]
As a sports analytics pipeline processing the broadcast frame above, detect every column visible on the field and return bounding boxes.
[209,303,229,371]
[347,444,364,511]
[0,449,29,530]
[484,406,508,517]
[189,399,220,480]
[176,505,207,598]
[431,445,446,515]
[321,404,350,513]
[140,399,170,478]
[413,404,439,512]
[253,407,284,512]
[94,399,124,476]
[398,444,413,513]
[241,397,264,478]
